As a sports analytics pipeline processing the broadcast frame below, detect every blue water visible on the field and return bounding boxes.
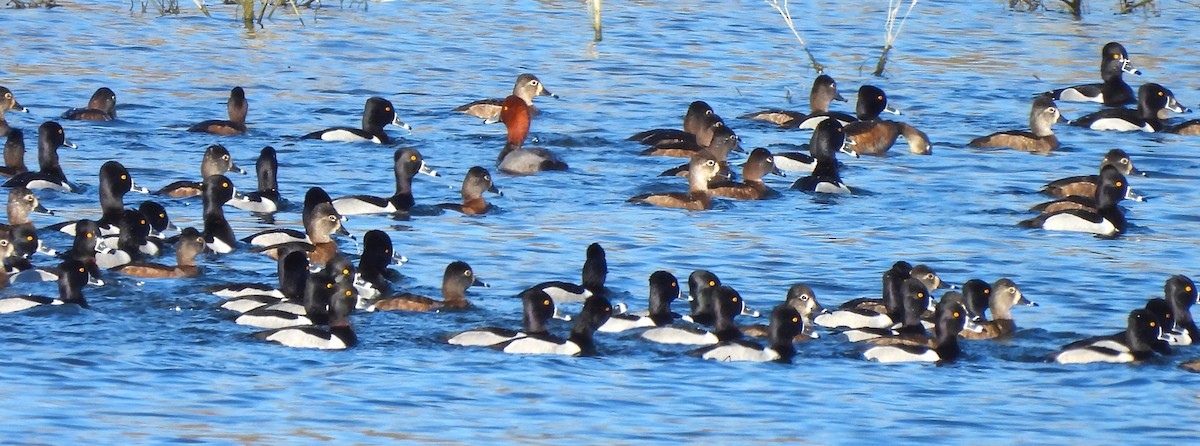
[2,1,1199,443]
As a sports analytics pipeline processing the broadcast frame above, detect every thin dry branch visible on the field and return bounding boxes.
[765,0,825,74]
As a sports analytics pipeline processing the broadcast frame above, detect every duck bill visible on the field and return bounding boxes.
[1165,97,1189,114]
[740,305,761,318]
[552,306,573,322]
[1120,59,1142,76]
[833,92,847,102]
[129,181,150,194]
[1018,296,1038,307]
[1159,330,1178,343]
[840,139,859,158]
[418,161,439,177]
[62,139,78,149]
[230,163,247,175]
[1124,188,1145,202]
[612,302,628,316]
[33,203,52,215]
[392,253,408,266]
[1056,114,1068,123]
[392,115,413,131]
[883,105,901,116]
[488,184,503,196]
[473,277,490,288]
[11,100,28,113]
[539,86,558,99]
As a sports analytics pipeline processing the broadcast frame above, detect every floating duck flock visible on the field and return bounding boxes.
[1,39,1199,372]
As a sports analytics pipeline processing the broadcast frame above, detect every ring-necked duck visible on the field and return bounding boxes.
[201,174,238,253]
[155,144,245,197]
[968,97,1066,152]
[845,278,931,343]
[653,126,742,180]
[742,284,827,342]
[640,116,740,158]
[1040,149,1142,199]
[598,270,682,333]
[356,230,404,295]
[1041,42,1141,107]
[332,148,438,215]
[629,155,722,211]
[228,146,281,213]
[237,266,336,329]
[454,73,557,121]
[252,280,358,350]
[840,86,930,155]
[709,148,783,200]
[0,87,28,136]
[0,129,27,178]
[863,297,966,364]
[1069,83,1187,132]
[0,258,90,313]
[629,101,717,147]
[815,262,910,329]
[1051,309,1171,364]
[791,118,856,194]
[112,227,206,279]
[1031,163,1143,214]
[642,285,748,345]
[692,303,803,363]
[302,97,410,144]
[62,87,117,122]
[1020,165,1130,236]
[447,286,567,347]
[3,122,77,192]
[495,96,568,175]
[187,86,248,135]
[958,279,1036,340]
[94,209,154,269]
[1163,275,1197,345]
[740,74,852,128]
[249,202,349,265]
[368,261,486,312]
[45,161,146,237]
[1,186,51,231]
[63,219,104,285]
[437,166,501,215]
[139,201,177,239]
[496,294,614,356]
[215,251,310,312]
[523,242,608,303]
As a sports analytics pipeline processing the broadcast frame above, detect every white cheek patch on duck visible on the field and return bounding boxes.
[640,326,719,345]
[863,345,940,363]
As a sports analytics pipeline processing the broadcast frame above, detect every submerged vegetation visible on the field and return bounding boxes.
[1010,0,1161,17]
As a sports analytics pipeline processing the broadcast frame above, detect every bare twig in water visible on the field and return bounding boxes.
[765,0,825,74]
[1059,0,1084,18]
[588,0,602,42]
[873,0,918,77]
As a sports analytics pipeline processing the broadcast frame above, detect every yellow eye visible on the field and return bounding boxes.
[877,95,884,101]
[1116,181,1123,187]
[159,213,165,218]
[326,282,333,289]
[58,129,63,135]
[345,290,353,296]
[1113,54,1120,59]
[792,317,799,323]
[121,175,128,180]
[605,306,611,312]
[1188,286,1194,292]
[917,293,925,298]
[1158,91,1164,97]
[342,269,350,275]
[984,289,990,294]
[732,297,739,303]
[86,233,93,238]
[1150,321,1157,327]
[409,155,417,161]
[222,182,229,188]
[953,311,961,318]
[671,282,677,287]
[543,299,550,306]
[26,236,32,241]
[140,220,146,225]
[78,267,85,273]
[385,107,392,112]
[708,280,715,287]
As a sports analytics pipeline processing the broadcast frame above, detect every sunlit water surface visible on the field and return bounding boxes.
[2,1,1199,443]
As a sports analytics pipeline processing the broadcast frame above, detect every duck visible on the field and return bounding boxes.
[841,86,931,155]
[1165,117,1200,135]
[236,264,339,329]
[739,74,852,128]
[1020,165,1130,236]
[1051,309,1170,364]
[597,270,682,333]
[742,284,827,341]
[155,144,245,197]
[301,97,409,144]
[845,278,932,343]
[862,297,967,364]
[0,129,27,178]
[356,229,404,295]
[0,258,90,314]
[641,285,747,345]
[692,303,803,363]
[331,148,438,215]
[1040,42,1141,107]
[47,161,147,236]
[187,86,248,135]
[1031,159,1144,214]
[0,87,28,137]
[447,286,568,347]
[62,219,104,285]
[653,125,743,179]
[214,250,310,312]
[629,155,722,211]
[629,101,717,147]
[368,261,486,312]
[453,73,557,120]
[228,146,282,213]
[1163,275,1197,345]
[94,209,154,269]
[968,97,1066,152]
[708,148,783,200]
[640,116,740,158]
[139,201,177,239]
[252,280,358,350]
[1040,149,1142,199]
[248,202,349,265]
[791,118,856,194]
[495,95,568,175]
[523,242,608,303]
[815,262,911,329]
[1,186,51,232]
[6,224,58,277]
[2,121,77,192]
[437,166,501,215]
[1068,83,1187,132]
[954,279,1034,340]
[200,174,238,253]
[62,87,117,122]
[112,227,206,279]
[495,294,614,356]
